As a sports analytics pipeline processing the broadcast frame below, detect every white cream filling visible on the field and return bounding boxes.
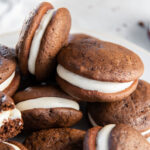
[141,129,150,143]
[96,124,116,150]
[0,71,15,91]
[3,142,20,150]
[89,112,150,144]
[88,112,98,126]
[57,65,134,93]
[141,129,150,136]
[28,9,55,74]
[0,108,21,127]
[16,97,79,111]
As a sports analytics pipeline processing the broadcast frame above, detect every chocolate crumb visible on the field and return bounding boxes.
[138,22,145,28]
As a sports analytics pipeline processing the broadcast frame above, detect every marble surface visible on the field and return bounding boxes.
[0,0,150,52]
[0,0,36,33]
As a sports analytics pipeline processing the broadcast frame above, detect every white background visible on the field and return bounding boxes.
[0,0,150,51]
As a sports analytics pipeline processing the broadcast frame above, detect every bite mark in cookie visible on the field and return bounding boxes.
[0,92,23,141]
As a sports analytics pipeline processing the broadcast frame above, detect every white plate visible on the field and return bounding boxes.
[0,30,150,143]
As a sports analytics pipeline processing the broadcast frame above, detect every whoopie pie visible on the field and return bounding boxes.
[84,124,150,150]
[0,44,20,96]
[16,2,71,81]
[24,128,85,150]
[88,80,150,139]
[14,85,82,131]
[56,34,144,102]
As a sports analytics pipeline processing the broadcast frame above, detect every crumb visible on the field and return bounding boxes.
[138,21,150,40]
[138,21,145,28]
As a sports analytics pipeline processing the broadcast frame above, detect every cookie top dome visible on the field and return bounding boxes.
[58,34,144,82]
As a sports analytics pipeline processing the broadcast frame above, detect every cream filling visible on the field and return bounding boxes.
[3,142,20,150]
[0,108,21,127]
[16,97,79,111]
[88,112,150,144]
[96,124,116,150]
[142,129,150,143]
[57,65,134,93]
[89,112,150,143]
[141,129,150,136]
[88,112,98,126]
[0,71,15,91]
[28,9,55,74]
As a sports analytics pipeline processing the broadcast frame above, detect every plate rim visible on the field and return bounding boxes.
[0,29,150,57]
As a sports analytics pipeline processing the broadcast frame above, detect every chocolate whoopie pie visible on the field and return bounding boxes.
[13,85,83,131]
[0,141,28,150]
[0,45,20,96]
[0,92,23,141]
[16,2,71,81]
[88,80,150,139]
[83,124,150,150]
[24,128,85,150]
[56,34,144,102]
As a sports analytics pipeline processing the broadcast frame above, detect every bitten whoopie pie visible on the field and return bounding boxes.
[14,85,82,131]
[56,34,144,102]
[24,128,85,150]
[0,92,23,141]
[16,2,71,81]
[84,124,150,150]
[88,80,150,139]
[0,141,28,150]
[0,44,20,96]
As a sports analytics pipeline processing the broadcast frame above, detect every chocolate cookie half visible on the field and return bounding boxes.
[0,45,20,96]
[14,85,82,131]
[0,141,28,150]
[88,80,150,139]
[84,124,150,150]
[56,34,144,102]
[16,2,71,81]
[24,128,85,150]
[0,92,23,141]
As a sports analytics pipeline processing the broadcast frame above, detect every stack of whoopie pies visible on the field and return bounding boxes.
[0,1,150,150]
